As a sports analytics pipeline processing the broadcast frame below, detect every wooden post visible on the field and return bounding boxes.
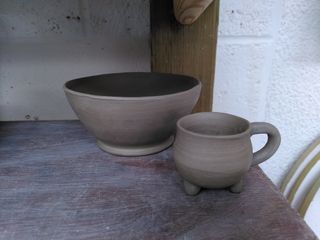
[150,0,219,112]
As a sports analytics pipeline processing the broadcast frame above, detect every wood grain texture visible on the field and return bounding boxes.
[151,0,219,112]
[173,0,214,25]
[0,121,317,240]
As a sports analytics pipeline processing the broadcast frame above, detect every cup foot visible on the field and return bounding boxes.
[229,178,243,193]
[183,179,201,196]
[97,136,174,156]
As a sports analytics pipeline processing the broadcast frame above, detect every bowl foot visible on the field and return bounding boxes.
[97,136,174,156]
[229,178,243,193]
[183,179,201,196]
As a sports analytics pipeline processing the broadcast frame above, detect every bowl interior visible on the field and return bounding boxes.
[65,72,199,97]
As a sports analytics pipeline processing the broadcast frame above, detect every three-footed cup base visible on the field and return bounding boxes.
[183,178,244,196]
[97,136,174,156]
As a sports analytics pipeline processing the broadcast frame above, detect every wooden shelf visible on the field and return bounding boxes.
[151,0,219,112]
[0,121,317,239]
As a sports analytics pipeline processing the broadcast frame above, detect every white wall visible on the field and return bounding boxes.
[215,0,320,185]
[0,0,150,120]
[1,0,319,187]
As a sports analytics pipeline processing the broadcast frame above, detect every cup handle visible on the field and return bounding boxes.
[250,122,281,166]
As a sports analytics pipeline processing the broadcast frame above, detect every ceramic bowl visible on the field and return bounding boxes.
[64,72,201,156]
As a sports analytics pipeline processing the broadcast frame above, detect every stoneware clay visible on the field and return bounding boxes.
[64,72,201,156]
[173,112,281,195]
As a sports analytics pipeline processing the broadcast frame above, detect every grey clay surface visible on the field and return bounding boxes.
[173,112,281,195]
[64,72,201,156]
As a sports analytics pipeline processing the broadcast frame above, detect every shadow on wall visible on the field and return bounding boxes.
[0,0,150,121]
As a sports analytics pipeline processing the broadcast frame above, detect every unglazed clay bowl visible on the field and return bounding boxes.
[64,72,201,156]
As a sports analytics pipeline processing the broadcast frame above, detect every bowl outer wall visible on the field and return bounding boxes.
[64,84,201,147]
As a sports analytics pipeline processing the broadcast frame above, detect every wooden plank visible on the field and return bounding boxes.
[150,0,219,112]
[0,121,317,239]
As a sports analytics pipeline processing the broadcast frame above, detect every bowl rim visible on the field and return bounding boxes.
[63,72,202,101]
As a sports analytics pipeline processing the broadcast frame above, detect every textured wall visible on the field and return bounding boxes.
[0,0,150,120]
[214,0,320,185]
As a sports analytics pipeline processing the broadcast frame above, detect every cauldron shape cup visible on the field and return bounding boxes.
[173,112,281,195]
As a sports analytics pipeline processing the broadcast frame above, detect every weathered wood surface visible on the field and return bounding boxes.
[151,0,219,112]
[0,121,317,240]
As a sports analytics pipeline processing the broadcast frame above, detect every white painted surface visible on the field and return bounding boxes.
[282,141,320,198]
[305,183,320,237]
[214,0,320,187]
[1,0,319,190]
[0,0,150,120]
[291,160,320,210]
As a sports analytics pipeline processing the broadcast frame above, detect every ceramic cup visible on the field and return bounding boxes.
[173,112,281,195]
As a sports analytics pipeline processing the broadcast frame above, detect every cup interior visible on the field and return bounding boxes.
[178,112,250,137]
[65,72,199,97]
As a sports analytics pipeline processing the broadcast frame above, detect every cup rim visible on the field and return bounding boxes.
[177,112,251,139]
